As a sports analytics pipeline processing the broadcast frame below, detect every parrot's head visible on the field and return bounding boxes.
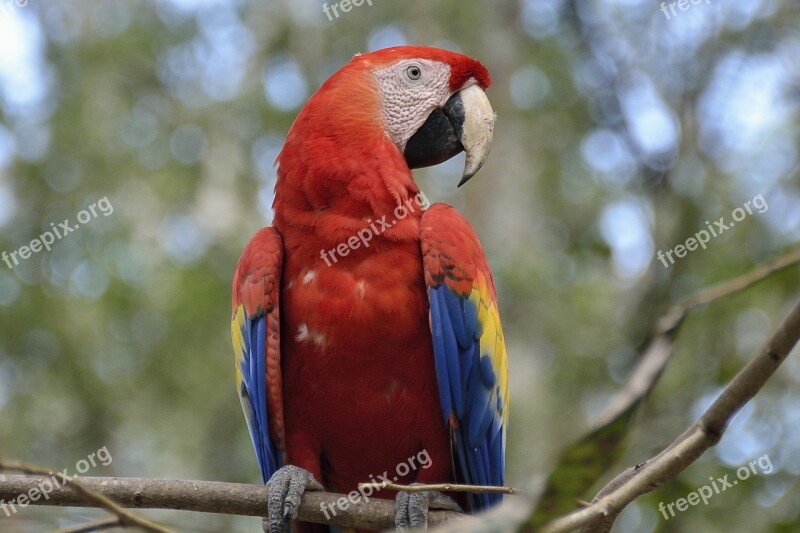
[365,46,494,186]
[280,46,494,189]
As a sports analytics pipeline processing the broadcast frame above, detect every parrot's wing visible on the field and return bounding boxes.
[420,204,509,511]
[231,227,285,483]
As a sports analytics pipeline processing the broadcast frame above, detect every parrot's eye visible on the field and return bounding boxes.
[406,65,422,81]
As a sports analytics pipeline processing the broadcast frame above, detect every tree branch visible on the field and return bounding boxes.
[0,461,173,533]
[540,295,800,533]
[0,474,470,530]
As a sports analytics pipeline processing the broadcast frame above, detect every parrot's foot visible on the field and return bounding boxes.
[262,465,324,533]
[394,483,462,531]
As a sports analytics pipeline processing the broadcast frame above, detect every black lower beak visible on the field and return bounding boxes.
[402,85,494,187]
[403,93,465,170]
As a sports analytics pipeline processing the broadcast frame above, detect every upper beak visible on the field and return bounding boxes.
[403,85,495,187]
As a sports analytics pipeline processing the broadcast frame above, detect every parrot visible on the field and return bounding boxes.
[231,45,509,533]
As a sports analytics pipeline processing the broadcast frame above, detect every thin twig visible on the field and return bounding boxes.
[358,481,517,494]
[676,247,800,310]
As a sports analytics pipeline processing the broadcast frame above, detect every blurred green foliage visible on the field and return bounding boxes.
[0,0,798,531]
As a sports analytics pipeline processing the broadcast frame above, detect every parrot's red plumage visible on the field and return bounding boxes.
[232,46,508,532]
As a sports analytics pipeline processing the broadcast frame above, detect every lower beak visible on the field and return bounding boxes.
[403,85,495,187]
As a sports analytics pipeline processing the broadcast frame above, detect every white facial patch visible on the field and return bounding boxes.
[373,59,452,150]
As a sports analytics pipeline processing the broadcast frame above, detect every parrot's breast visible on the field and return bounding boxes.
[278,236,454,496]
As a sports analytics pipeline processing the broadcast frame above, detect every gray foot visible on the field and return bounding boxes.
[395,483,462,531]
[262,465,323,533]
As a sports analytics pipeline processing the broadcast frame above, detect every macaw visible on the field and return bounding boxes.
[231,46,509,533]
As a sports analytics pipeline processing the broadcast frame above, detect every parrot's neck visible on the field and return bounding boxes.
[273,134,422,251]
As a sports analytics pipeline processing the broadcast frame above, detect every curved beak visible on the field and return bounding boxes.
[403,85,495,187]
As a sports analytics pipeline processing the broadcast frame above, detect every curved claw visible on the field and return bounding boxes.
[264,465,323,533]
[395,483,462,531]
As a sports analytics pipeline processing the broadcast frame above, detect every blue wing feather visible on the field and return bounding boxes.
[436,290,465,419]
[235,311,283,483]
[429,293,453,424]
[443,287,471,349]
[429,285,506,510]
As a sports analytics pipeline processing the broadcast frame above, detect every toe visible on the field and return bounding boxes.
[395,490,411,530]
[267,480,289,533]
[265,465,322,533]
[283,469,310,520]
[407,492,431,528]
[395,485,464,531]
